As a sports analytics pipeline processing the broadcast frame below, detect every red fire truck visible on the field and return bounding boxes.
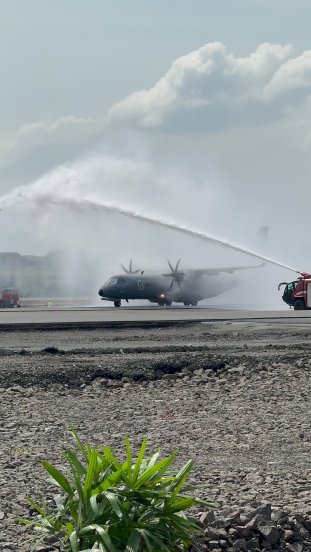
[0,288,21,308]
[278,273,311,310]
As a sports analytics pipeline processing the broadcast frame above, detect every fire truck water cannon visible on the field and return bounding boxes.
[278,272,311,310]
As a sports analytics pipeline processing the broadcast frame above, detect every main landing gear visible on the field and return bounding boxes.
[114,300,121,308]
[184,301,198,307]
[157,299,172,306]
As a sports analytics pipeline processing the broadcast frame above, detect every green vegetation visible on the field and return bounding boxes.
[21,427,210,551]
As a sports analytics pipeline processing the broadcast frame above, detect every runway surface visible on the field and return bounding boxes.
[0,305,311,329]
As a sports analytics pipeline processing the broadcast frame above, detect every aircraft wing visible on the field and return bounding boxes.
[188,262,265,278]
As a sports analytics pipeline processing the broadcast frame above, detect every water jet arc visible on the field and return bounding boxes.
[32,194,299,274]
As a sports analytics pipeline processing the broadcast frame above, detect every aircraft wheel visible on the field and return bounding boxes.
[190,301,198,307]
[165,300,172,306]
[183,302,190,306]
[114,300,121,308]
[158,300,165,306]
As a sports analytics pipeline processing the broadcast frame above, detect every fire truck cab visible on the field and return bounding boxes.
[278,273,311,310]
[0,288,21,308]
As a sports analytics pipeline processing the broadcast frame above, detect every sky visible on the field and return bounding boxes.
[0,0,311,297]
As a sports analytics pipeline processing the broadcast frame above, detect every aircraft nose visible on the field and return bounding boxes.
[98,287,104,297]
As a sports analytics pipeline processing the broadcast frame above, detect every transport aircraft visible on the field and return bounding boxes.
[98,259,263,307]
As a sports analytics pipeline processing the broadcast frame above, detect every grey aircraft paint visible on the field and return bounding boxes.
[98,262,261,307]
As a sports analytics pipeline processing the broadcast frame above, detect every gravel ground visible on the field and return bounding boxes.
[1,321,311,550]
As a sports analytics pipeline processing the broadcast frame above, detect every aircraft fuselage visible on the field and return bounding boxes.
[98,272,237,306]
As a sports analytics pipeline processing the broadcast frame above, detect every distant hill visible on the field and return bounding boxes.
[0,251,67,297]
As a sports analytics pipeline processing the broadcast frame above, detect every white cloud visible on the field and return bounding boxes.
[107,42,311,130]
[0,115,100,170]
[262,50,311,101]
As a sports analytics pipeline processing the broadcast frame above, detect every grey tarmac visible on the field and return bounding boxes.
[0,304,311,331]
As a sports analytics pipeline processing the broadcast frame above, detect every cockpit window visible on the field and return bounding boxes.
[105,278,118,286]
[104,277,127,286]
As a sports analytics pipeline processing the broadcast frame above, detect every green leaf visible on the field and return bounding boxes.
[41,460,73,496]
[65,449,86,478]
[69,502,79,525]
[83,449,98,497]
[90,493,101,516]
[96,465,125,492]
[125,436,132,484]
[170,460,193,497]
[131,438,147,484]
[16,518,35,525]
[80,525,116,552]
[164,496,197,514]
[99,446,122,472]
[68,423,88,461]
[26,497,48,519]
[146,451,160,468]
[65,521,75,533]
[69,530,79,552]
[125,529,142,552]
[135,451,178,488]
[139,528,170,552]
[70,469,85,505]
[103,491,124,519]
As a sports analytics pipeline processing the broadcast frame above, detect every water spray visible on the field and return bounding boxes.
[5,192,299,274]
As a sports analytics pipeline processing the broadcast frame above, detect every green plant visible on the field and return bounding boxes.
[20,427,211,551]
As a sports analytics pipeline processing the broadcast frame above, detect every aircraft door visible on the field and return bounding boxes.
[137,279,144,291]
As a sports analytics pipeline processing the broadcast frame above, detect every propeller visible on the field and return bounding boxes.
[162,259,185,291]
[121,259,141,274]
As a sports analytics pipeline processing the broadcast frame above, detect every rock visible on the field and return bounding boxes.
[256,521,280,546]
[208,540,219,549]
[283,529,295,541]
[206,526,228,541]
[236,518,257,538]
[289,519,308,539]
[232,538,247,551]
[200,510,216,524]
[247,502,272,520]
[244,538,260,551]
[271,509,288,523]
[293,512,306,524]
[10,386,25,393]
[286,544,303,552]
[224,510,242,526]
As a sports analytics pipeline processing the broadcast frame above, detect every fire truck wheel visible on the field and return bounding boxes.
[294,299,305,310]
